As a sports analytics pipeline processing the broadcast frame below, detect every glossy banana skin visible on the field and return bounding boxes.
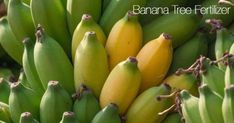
[180,90,202,123]
[198,84,224,123]
[126,84,172,123]
[40,81,73,123]
[0,17,23,65]
[222,85,234,123]
[74,32,108,97]
[59,112,79,123]
[91,103,121,123]
[100,57,141,115]
[7,0,35,42]
[100,0,146,34]
[143,11,201,48]
[105,11,142,70]
[225,43,234,86]
[0,78,10,104]
[20,112,40,123]
[34,27,75,94]
[9,82,41,123]
[66,0,101,34]
[18,70,31,89]
[0,102,13,123]
[31,0,71,55]
[162,113,182,123]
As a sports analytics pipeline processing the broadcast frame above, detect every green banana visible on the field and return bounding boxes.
[20,112,39,123]
[34,26,75,94]
[60,112,79,123]
[225,43,234,86]
[229,22,234,33]
[73,86,100,123]
[102,0,111,11]
[18,69,31,89]
[31,0,71,55]
[198,84,224,123]
[66,0,102,34]
[100,0,146,34]
[201,57,225,97]
[22,38,44,96]
[143,11,201,48]
[179,90,202,123]
[0,102,12,123]
[0,68,13,81]
[0,78,10,104]
[222,84,234,123]
[0,17,24,65]
[162,113,182,123]
[9,82,41,123]
[7,0,35,42]
[40,81,73,123]
[91,103,121,123]
[169,32,208,74]
[215,27,234,70]
[72,14,106,61]
[125,84,172,123]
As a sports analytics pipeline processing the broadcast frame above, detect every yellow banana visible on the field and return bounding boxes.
[136,33,173,92]
[105,11,142,70]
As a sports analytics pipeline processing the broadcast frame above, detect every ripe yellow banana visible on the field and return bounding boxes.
[136,33,173,92]
[100,57,141,115]
[105,11,142,70]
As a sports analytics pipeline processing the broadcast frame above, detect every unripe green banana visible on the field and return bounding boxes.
[229,22,234,33]
[143,11,201,48]
[0,17,23,65]
[40,81,73,123]
[179,90,202,123]
[9,82,41,123]
[91,103,121,123]
[20,112,39,123]
[60,112,79,123]
[34,26,75,94]
[125,84,172,123]
[201,58,225,97]
[169,32,208,74]
[22,38,44,96]
[0,102,12,123]
[224,43,234,86]
[162,113,182,123]
[0,78,10,104]
[222,84,234,123]
[73,86,100,123]
[100,57,141,115]
[0,68,13,81]
[31,0,71,55]
[18,69,31,89]
[7,0,35,42]
[66,0,102,34]
[72,14,106,61]
[198,84,224,123]
[102,0,111,11]
[100,0,146,34]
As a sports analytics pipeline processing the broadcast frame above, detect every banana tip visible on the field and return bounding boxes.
[128,56,138,64]
[82,14,92,20]
[21,112,31,117]
[162,33,172,40]
[48,80,59,86]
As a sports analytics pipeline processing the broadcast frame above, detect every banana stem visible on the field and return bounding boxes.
[158,104,176,116]
[205,19,223,33]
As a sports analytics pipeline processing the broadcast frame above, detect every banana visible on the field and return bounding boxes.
[229,22,234,33]
[72,14,106,61]
[100,0,146,34]
[60,112,79,123]
[163,73,199,96]
[7,0,35,42]
[102,0,111,11]
[0,102,12,123]
[168,32,208,74]
[179,90,202,123]
[105,11,142,70]
[34,26,75,94]
[198,84,224,123]
[91,103,121,123]
[200,57,225,97]
[73,85,100,123]
[162,113,182,123]
[100,57,141,115]
[20,112,39,123]
[22,0,30,5]
[31,0,71,55]
[143,11,201,48]
[225,43,234,86]
[0,78,10,104]
[0,68,13,81]
[23,38,44,96]
[0,17,24,65]
[125,84,172,123]
[40,81,73,123]
[9,82,41,123]
[222,84,234,123]
[18,69,31,89]
[66,0,102,34]
[136,33,173,92]
[74,31,108,97]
